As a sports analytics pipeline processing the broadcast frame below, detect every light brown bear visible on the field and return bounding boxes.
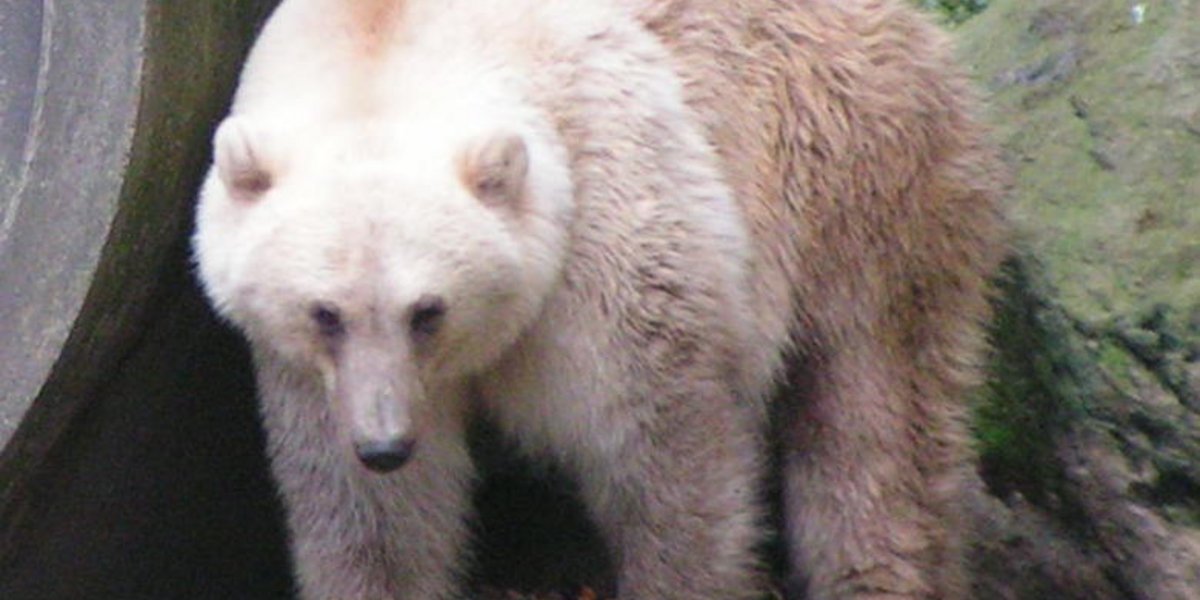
[620,1,1008,597]
[192,0,1005,599]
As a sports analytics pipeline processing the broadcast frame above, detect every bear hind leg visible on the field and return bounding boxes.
[780,337,971,600]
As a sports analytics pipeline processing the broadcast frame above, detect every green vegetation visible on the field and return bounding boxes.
[917,0,989,24]
[956,0,1199,338]
[957,0,1200,522]
[973,258,1079,504]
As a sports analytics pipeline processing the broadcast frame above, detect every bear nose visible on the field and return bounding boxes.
[354,436,417,473]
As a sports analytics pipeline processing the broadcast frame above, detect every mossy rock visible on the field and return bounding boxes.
[959,0,1200,336]
[955,2,1200,596]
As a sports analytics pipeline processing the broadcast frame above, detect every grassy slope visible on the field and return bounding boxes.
[953,0,1200,524]
[958,0,1199,332]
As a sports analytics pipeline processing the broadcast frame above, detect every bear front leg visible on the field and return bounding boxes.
[284,439,475,600]
[257,369,475,600]
[579,381,766,600]
[782,340,970,600]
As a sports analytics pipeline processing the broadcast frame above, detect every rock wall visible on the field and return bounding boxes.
[957,1,1200,597]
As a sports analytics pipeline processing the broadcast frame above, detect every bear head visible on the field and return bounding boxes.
[193,109,573,472]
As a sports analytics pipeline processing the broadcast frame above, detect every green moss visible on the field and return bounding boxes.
[972,258,1078,503]
[953,0,1200,546]
[958,0,1199,461]
[914,0,989,24]
[956,0,1200,337]
[1141,459,1200,527]
[1096,339,1134,380]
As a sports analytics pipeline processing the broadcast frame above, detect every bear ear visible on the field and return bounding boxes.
[458,131,529,208]
[213,117,272,202]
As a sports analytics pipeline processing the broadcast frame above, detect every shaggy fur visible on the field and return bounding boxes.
[619,1,1009,597]
[192,1,1006,599]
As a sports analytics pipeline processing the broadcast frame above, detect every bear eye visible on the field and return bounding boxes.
[409,294,447,341]
[311,303,345,338]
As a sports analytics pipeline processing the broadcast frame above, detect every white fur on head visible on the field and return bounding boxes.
[214,117,272,202]
[458,131,529,208]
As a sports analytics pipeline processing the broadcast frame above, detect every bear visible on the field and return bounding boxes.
[617,1,1008,597]
[192,0,1007,599]
[196,1,764,598]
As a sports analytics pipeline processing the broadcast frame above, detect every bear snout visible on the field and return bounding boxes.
[354,435,418,473]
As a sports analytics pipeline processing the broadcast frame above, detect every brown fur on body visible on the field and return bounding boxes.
[195,1,1007,599]
[623,0,1008,597]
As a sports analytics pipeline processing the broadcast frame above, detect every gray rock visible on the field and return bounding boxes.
[1,2,292,598]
